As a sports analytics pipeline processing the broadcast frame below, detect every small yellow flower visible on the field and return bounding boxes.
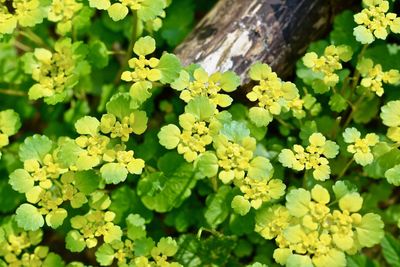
[238,177,286,209]
[255,183,384,267]
[214,135,255,183]
[303,45,352,91]
[172,68,240,108]
[343,127,379,166]
[357,58,400,96]
[278,133,339,181]
[353,0,400,44]
[247,63,299,126]
[48,0,83,35]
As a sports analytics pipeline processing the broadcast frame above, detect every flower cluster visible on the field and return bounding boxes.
[158,96,217,162]
[246,63,299,126]
[343,127,379,166]
[302,45,352,93]
[0,219,62,267]
[67,192,122,251]
[95,214,182,267]
[23,38,90,105]
[353,0,400,44]
[279,133,339,181]
[48,0,83,35]
[121,36,181,108]
[0,0,47,35]
[171,67,241,108]
[356,58,400,96]
[255,183,384,267]
[89,0,167,25]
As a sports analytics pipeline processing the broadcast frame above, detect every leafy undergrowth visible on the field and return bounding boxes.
[1,0,400,266]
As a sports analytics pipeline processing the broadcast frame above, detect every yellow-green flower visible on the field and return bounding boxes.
[0,0,46,35]
[237,177,286,209]
[353,0,400,44]
[256,183,384,267]
[343,127,379,166]
[171,67,240,108]
[121,36,162,85]
[247,63,299,126]
[278,133,339,181]
[48,0,83,35]
[303,45,352,91]
[158,97,216,162]
[357,58,400,96]
[214,135,255,183]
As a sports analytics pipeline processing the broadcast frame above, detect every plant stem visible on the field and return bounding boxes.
[342,93,366,129]
[0,89,26,96]
[19,29,47,47]
[14,40,32,52]
[338,158,354,179]
[114,12,138,85]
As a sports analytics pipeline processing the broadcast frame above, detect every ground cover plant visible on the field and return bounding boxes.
[0,0,400,266]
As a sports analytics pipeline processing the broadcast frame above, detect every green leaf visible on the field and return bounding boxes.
[157,237,179,256]
[88,0,111,9]
[329,93,348,112]
[220,71,241,92]
[194,152,219,178]
[45,208,68,229]
[19,135,53,162]
[95,244,115,266]
[74,116,100,136]
[134,237,155,256]
[385,164,400,186]
[204,185,233,228]
[109,186,153,224]
[248,157,274,179]
[15,204,44,231]
[248,107,272,127]
[158,124,181,149]
[381,234,400,267]
[137,0,165,22]
[57,138,84,168]
[185,96,216,121]
[231,195,251,216]
[106,93,131,119]
[126,214,147,240]
[134,36,156,56]
[138,163,196,212]
[364,148,400,178]
[42,253,65,267]
[100,163,128,184]
[9,169,33,193]
[88,40,109,68]
[160,0,195,47]
[157,152,185,175]
[107,3,128,21]
[66,230,86,252]
[74,170,101,194]
[330,10,361,51]
[353,96,379,124]
[130,81,153,109]
[220,121,250,143]
[157,53,182,84]
[0,109,21,136]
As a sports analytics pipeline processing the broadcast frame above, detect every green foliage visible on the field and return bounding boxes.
[0,0,400,266]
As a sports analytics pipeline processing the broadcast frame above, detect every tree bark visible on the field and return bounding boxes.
[175,0,357,82]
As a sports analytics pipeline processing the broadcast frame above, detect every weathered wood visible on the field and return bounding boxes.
[175,0,356,82]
